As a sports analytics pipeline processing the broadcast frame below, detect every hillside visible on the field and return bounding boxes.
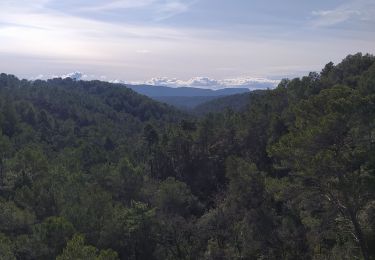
[0,75,182,170]
[192,90,266,115]
[0,53,375,260]
[152,95,220,110]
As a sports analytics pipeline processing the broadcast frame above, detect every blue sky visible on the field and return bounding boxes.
[0,0,374,88]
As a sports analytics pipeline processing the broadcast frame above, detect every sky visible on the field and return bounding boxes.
[0,0,374,89]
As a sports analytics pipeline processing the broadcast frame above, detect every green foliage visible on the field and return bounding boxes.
[156,177,199,216]
[192,92,257,115]
[0,199,35,234]
[57,234,119,260]
[99,202,156,259]
[32,216,75,259]
[0,53,374,259]
[0,233,16,260]
[95,158,143,204]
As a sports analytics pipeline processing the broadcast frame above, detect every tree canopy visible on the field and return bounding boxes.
[0,53,374,259]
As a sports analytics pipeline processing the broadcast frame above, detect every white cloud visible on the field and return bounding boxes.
[1,1,374,82]
[30,74,45,80]
[34,73,279,90]
[79,0,157,12]
[0,2,190,63]
[0,0,50,11]
[78,0,192,21]
[59,71,85,80]
[186,77,223,88]
[311,0,375,27]
[312,10,361,26]
[141,76,279,90]
[142,77,224,88]
[52,71,102,81]
[222,77,280,89]
[154,1,191,21]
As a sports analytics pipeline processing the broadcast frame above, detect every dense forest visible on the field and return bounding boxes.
[0,53,374,259]
[191,91,263,115]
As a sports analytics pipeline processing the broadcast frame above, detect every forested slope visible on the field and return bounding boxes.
[1,53,375,260]
[153,96,220,110]
[192,90,266,115]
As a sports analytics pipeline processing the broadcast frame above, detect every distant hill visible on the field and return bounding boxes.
[152,96,220,110]
[0,75,183,161]
[126,84,250,109]
[126,84,249,97]
[193,90,265,115]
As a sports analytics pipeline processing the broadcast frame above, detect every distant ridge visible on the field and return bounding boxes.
[125,84,250,109]
[192,90,266,115]
[126,84,249,97]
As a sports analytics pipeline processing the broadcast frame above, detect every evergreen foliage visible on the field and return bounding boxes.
[0,53,374,259]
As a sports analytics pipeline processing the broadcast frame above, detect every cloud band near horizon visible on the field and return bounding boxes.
[0,0,374,82]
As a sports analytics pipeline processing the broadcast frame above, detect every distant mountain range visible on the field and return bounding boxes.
[126,84,250,97]
[125,84,250,109]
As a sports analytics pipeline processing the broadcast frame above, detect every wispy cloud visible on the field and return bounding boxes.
[311,0,375,27]
[78,0,157,12]
[0,0,50,11]
[0,1,190,61]
[312,10,361,26]
[1,1,374,82]
[77,0,193,21]
[154,1,191,21]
